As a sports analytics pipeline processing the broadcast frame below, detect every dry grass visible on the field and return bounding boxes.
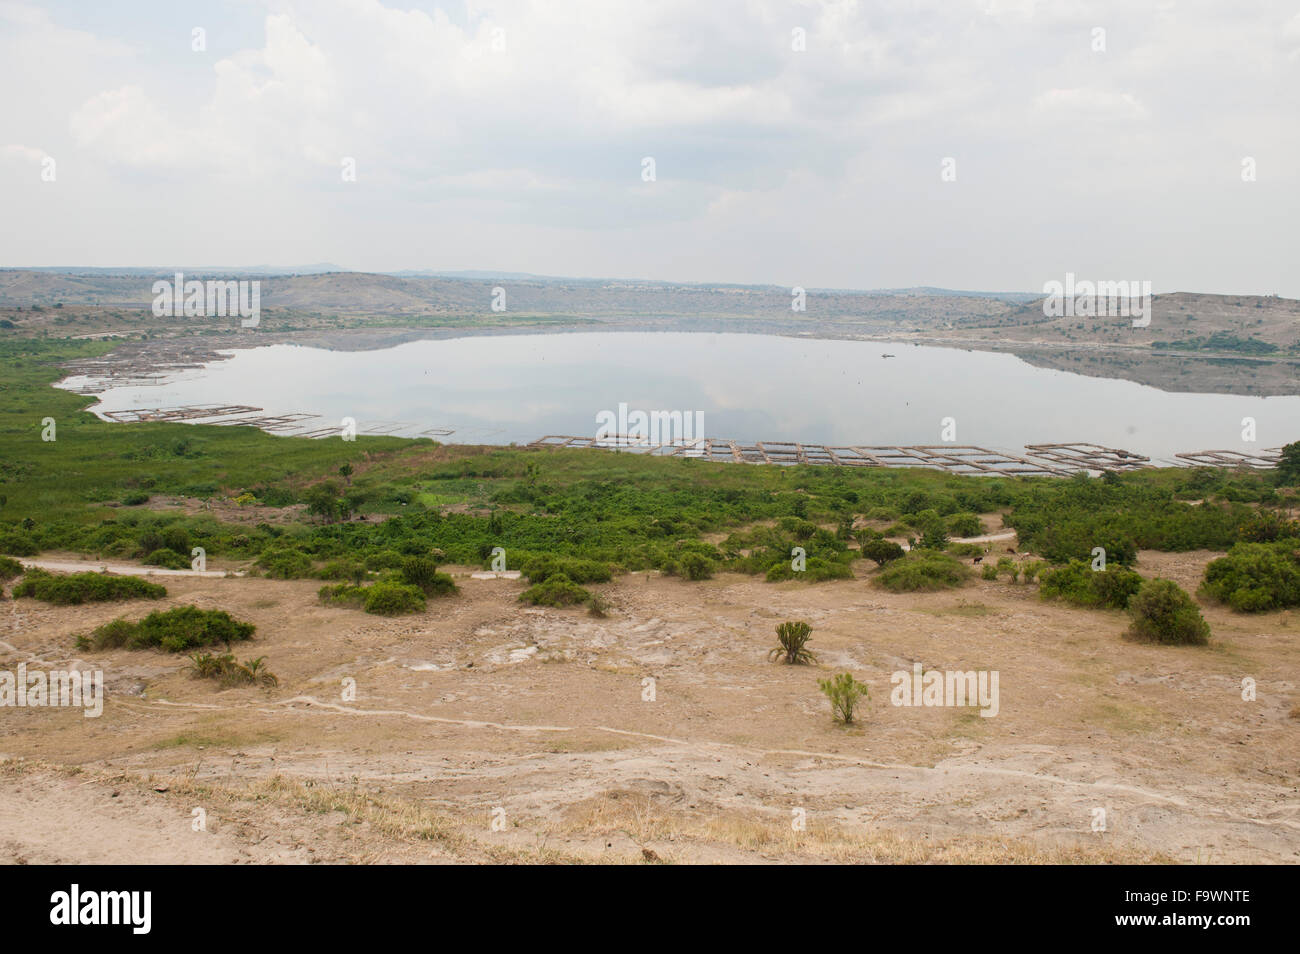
[567,791,1173,864]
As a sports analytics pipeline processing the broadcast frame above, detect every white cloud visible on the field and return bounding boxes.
[1032,87,1148,120]
[0,0,1296,293]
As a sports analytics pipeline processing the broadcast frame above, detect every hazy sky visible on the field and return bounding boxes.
[2,0,1298,294]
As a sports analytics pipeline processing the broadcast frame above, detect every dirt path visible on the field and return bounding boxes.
[2,548,1295,863]
[19,558,242,579]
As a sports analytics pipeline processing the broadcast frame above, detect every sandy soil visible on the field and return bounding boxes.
[1,547,1296,865]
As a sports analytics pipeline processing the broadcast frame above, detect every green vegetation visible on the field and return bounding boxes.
[13,569,166,605]
[860,538,906,566]
[1151,333,1278,355]
[0,340,1295,601]
[1039,561,1144,609]
[1126,579,1211,646]
[519,572,591,607]
[518,554,611,584]
[1278,442,1300,486]
[1200,541,1300,611]
[77,606,255,652]
[819,672,869,724]
[361,581,427,616]
[874,552,970,592]
[318,582,367,609]
[768,620,816,664]
[188,652,279,687]
[0,555,22,581]
[398,555,458,596]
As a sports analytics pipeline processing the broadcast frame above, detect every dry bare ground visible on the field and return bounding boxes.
[1,547,1296,865]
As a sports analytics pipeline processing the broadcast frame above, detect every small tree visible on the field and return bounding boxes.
[338,463,354,486]
[1127,579,1211,645]
[769,620,816,664]
[854,528,881,552]
[304,482,342,523]
[1276,441,1300,486]
[819,672,869,724]
[861,538,905,567]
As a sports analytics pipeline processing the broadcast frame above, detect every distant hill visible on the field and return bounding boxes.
[0,268,1023,323]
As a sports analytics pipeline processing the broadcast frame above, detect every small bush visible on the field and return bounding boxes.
[399,556,458,597]
[769,620,816,664]
[874,553,969,592]
[0,555,23,582]
[1200,541,1300,612]
[519,555,611,585]
[861,538,906,567]
[317,560,368,584]
[981,563,998,581]
[77,606,254,653]
[256,548,314,579]
[765,557,853,583]
[674,552,715,581]
[0,531,38,557]
[14,569,166,606]
[819,672,869,724]
[946,513,985,538]
[318,583,366,608]
[587,593,613,618]
[363,582,427,616]
[188,652,278,688]
[1126,579,1211,646]
[122,491,150,506]
[142,548,190,570]
[1039,561,1143,610]
[519,572,591,607]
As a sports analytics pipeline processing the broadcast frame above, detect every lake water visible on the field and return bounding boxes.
[66,332,1300,462]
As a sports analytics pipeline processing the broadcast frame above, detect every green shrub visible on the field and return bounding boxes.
[673,551,716,581]
[77,606,254,652]
[161,526,189,554]
[765,556,853,583]
[0,531,38,557]
[1275,441,1300,485]
[142,548,189,570]
[769,620,816,664]
[1126,579,1211,645]
[365,550,406,571]
[946,512,984,537]
[819,672,869,724]
[14,569,166,605]
[400,556,459,597]
[256,548,313,579]
[981,563,998,581]
[1200,541,1300,612]
[874,552,969,592]
[1038,561,1143,609]
[318,583,366,608]
[317,560,367,584]
[519,572,591,607]
[188,652,278,687]
[0,555,22,581]
[122,491,150,506]
[363,581,427,616]
[519,554,611,584]
[861,538,906,567]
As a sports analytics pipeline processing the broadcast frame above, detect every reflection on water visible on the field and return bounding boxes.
[64,332,1300,461]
